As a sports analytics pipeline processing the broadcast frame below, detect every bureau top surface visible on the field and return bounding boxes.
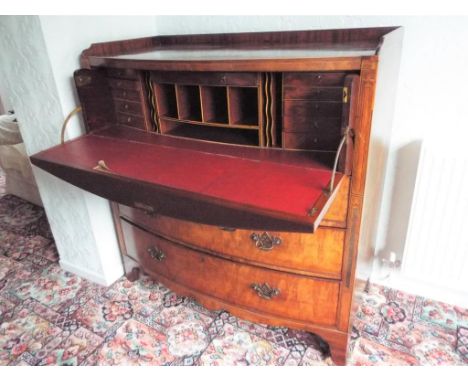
[87,48,374,71]
[102,48,376,61]
[82,27,397,71]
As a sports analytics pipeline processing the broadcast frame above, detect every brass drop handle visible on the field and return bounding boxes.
[251,283,280,300]
[250,232,281,251]
[147,245,165,262]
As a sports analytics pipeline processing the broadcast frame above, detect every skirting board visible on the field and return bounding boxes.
[59,259,123,287]
[371,272,468,309]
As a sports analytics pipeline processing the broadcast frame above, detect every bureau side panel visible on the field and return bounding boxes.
[336,56,379,334]
[338,28,404,336]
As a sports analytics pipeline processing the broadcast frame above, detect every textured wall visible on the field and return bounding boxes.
[38,16,158,283]
[0,16,108,281]
[0,16,159,285]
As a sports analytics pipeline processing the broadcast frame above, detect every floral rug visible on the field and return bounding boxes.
[0,169,467,366]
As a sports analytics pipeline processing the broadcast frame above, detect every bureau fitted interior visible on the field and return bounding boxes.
[32,65,358,232]
[30,27,399,365]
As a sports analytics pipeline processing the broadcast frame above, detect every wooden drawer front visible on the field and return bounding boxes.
[111,88,141,101]
[284,100,343,121]
[122,220,339,326]
[114,99,144,116]
[151,71,260,87]
[284,86,344,102]
[116,113,146,129]
[283,117,341,134]
[108,78,140,91]
[283,131,341,151]
[283,72,347,88]
[107,68,139,80]
[119,205,345,279]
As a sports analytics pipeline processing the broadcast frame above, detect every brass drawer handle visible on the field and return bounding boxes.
[250,232,281,251]
[147,245,165,262]
[251,283,280,300]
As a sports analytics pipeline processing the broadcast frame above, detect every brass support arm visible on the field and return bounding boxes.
[60,106,82,144]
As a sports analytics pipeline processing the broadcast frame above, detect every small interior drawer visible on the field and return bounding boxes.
[108,78,140,90]
[116,113,146,129]
[111,88,141,101]
[282,131,341,151]
[284,86,344,102]
[282,116,341,133]
[107,68,139,80]
[283,100,343,121]
[114,99,144,115]
[121,219,340,326]
[283,72,347,87]
[151,71,260,87]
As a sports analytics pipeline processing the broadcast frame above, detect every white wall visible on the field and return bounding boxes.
[37,16,158,284]
[0,16,157,285]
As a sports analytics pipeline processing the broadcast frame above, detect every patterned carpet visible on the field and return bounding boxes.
[0,169,467,366]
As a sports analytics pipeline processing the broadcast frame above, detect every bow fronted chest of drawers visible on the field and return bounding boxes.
[30,27,402,365]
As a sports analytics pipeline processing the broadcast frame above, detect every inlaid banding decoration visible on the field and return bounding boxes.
[262,73,275,147]
[145,71,159,132]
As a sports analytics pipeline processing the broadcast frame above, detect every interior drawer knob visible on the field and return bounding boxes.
[251,283,280,300]
[147,245,166,261]
[250,232,282,251]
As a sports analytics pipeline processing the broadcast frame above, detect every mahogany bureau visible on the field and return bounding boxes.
[30,27,402,365]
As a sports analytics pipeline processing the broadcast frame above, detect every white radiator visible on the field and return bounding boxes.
[401,138,468,299]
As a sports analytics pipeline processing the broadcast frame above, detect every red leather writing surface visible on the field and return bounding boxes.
[31,131,341,231]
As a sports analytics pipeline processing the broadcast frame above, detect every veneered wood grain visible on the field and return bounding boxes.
[282,131,341,151]
[336,57,379,334]
[119,205,345,279]
[80,27,398,70]
[321,175,349,228]
[151,71,260,87]
[122,219,340,326]
[73,69,116,133]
